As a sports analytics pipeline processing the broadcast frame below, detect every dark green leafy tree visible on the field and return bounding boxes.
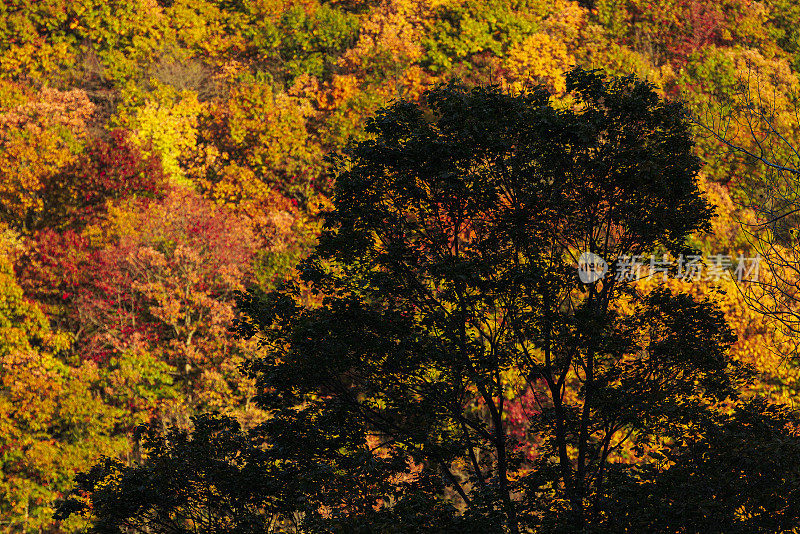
[56,415,287,533]
[278,4,360,82]
[57,68,800,533]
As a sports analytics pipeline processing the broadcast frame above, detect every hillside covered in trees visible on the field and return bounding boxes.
[3,0,800,531]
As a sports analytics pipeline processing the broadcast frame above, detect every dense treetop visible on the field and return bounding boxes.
[57,70,800,533]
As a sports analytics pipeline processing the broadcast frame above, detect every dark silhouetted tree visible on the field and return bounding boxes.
[57,68,800,533]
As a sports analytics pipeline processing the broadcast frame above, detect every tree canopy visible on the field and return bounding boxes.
[57,69,800,533]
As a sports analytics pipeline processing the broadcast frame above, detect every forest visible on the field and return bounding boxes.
[3,0,800,532]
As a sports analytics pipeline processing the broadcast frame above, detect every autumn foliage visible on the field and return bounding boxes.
[0,0,800,531]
